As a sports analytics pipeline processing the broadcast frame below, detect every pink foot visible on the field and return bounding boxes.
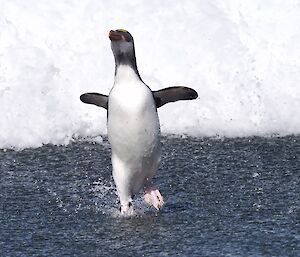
[144,186,164,210]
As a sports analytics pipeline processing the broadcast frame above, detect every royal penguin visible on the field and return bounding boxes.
[80,29,198,214]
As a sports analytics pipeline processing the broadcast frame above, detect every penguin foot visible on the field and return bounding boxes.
[120,202,134,215]
[144,186,164,210]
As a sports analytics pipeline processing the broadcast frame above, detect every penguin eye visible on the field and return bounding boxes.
[124,34,132,42]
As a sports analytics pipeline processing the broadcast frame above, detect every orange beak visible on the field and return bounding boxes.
[109,30,123,41]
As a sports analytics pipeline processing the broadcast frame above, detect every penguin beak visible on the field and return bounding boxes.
[109,30,124,41]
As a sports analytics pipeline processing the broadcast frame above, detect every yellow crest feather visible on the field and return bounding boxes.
[117,29,128,33]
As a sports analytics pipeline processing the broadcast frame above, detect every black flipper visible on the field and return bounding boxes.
[80,93,108,110]
[153,86,198,108]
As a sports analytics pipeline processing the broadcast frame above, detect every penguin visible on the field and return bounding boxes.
[80,29,198,214]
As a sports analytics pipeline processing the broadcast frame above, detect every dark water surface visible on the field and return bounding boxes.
[1,136,299,256]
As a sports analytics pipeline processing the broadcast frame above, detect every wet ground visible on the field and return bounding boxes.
[1,136,299,256]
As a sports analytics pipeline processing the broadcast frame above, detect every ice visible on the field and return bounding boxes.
[1,0,300,149]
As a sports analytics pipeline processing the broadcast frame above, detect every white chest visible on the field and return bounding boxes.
[107,65,160,159]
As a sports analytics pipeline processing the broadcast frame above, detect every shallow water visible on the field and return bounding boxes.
[1,136,299,256]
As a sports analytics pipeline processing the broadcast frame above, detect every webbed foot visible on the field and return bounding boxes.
[144,186,164,210]
[120,201,134,215]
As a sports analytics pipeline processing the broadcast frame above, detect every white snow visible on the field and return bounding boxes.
[1,0,300,149]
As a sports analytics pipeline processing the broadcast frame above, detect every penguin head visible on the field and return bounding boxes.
[109,29,133,43]
[109,29,137,68]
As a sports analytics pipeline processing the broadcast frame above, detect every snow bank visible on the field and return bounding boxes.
[1,0,300,149]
